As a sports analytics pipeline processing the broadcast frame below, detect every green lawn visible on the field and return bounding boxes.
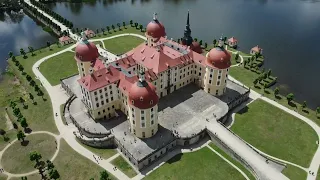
[9,174,41,180]
[0,174,7,180]
[53,139,116,180]
[282,165,307,180]
[317,166,320,180]
[144,147,246,180]
[231,99,318,167]
[208,143,255,180]
[76,139,117,159]
[0,129,17,151]
[229,66,320,127]
[91,26,145,40]
[6,44,73,133]
[1,133,56,174]
[39,51,78,86]
[103,36,144,55]
[111,156,137,178]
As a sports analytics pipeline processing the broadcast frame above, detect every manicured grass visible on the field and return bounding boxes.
[144,147,246,180]
[7,44,73,133]
[9,174,41,180]
[231,99,318,167]
[0,174,7,180]
[229,66,320,126]
[103,36,144,55]
[0,129,17,151]
[317,166,320,180]
[76,139,117,159]
[1,133,56,174]
[111,156,137,178]
[53,139,116,180]
[92,26,144,40]
[39,51,78,86]
[282,165,307,180]
[209,143,255,180]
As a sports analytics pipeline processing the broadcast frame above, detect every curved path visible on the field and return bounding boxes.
[0,131,60,179]
[228,75,320,180]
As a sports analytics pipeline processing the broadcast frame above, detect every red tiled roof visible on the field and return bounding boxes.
[251,45,262,52]
[206,47,231,69]
[59,36,71,42]
[78,66,120,91]
[131,37,205,74]
[93,59,105,71]
[228,37,238,43]
[75,41,99,62]
[116,56,136,69]
[146,20,166,38]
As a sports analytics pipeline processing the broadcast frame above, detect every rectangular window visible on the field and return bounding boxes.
[151,120,154,125]
[106,99,109,103]
[151,114,154,118]
[103,109,105,113]
[98,111,101,115]
[101,101,104,105]
[94,91,97,95]
[218,76,221,79]
[216,90,219,95]
[133,120,135,124]
[110,91,113,94]
[109,86,112,89]
[96,103,99,108]
[217,81,220,86]
[99,89,102,93]
[104,87,107,91]
[209,80,212,84]
[112,105,115,109]
[105,93,108,97]
[111,97,113,101]
[141,110,144,114]
[132,113,134,117]
[142,123,145,128]
[141,117,145,120]
[142,132,145,137]
[151,108,153,112]
[100,95,103,99]
[95,97,98,101]
[199,73,201,76]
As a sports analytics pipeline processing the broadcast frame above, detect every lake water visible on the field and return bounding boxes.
[1,0,319,108]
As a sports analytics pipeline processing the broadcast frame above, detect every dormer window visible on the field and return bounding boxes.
[131,100,134,105]
[140,97,143,101]
[150,100,153,105]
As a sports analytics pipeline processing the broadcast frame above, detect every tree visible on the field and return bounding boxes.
[28,46,34,56]
[286,93,294,104]
[111,24,115,31]
[12,56,17,62]
[49,169,60,180]
[274,87,279,97]
[10,100,17,109]
[29,151,42,166]
[17,130,26,142]
[29,93,34,103]
[18,64,24,72]
[194,38,198,42]
[316,107,320,115]
[96,29,99,35]
[0,129,6,140]
[101,28,104,35]
[13,107,21,117]
[267,69,272,78]
[129,20,133,26]
[204,42,208,49]
[46,160,55,170]
[20,48,26,58]
[253,79,258,87]
[34,85,40,92]
[134,22,138,29]
[47,41,51,50]
[20,118,28,131]
[26,74,32,81]
[223,36,227,42]
[302,101,307,109]
[139,24,143,32]
[19,97,25,105]
[9,51,13,58]
[122,21,126,28]
[117,23,121,30]
[106,26,110,33]
[30,80,36,87]
[213,39,216,46]
[21,177,27,180]
[235,53,239,60]
[100,170,109,180]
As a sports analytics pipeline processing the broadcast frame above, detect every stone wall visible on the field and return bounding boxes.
[75,132,115,148]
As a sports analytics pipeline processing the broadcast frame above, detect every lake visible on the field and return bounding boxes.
[0,0,319,108]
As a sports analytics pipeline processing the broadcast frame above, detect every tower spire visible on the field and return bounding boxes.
[153,12,158,21]
[182,10,193,46]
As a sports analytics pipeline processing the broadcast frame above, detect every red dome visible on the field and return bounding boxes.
[75,41,99,62]
[190,41,203,54]
[128,81,159,109]
[146,20,166,38]
[206,47,231,69]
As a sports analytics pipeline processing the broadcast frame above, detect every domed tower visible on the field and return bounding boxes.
[128,71,159,139]
[75,32,99,77]
[145,13,166,47]
[204,40,231,96]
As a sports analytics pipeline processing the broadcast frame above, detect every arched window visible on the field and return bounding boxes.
[140,97,143,101]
